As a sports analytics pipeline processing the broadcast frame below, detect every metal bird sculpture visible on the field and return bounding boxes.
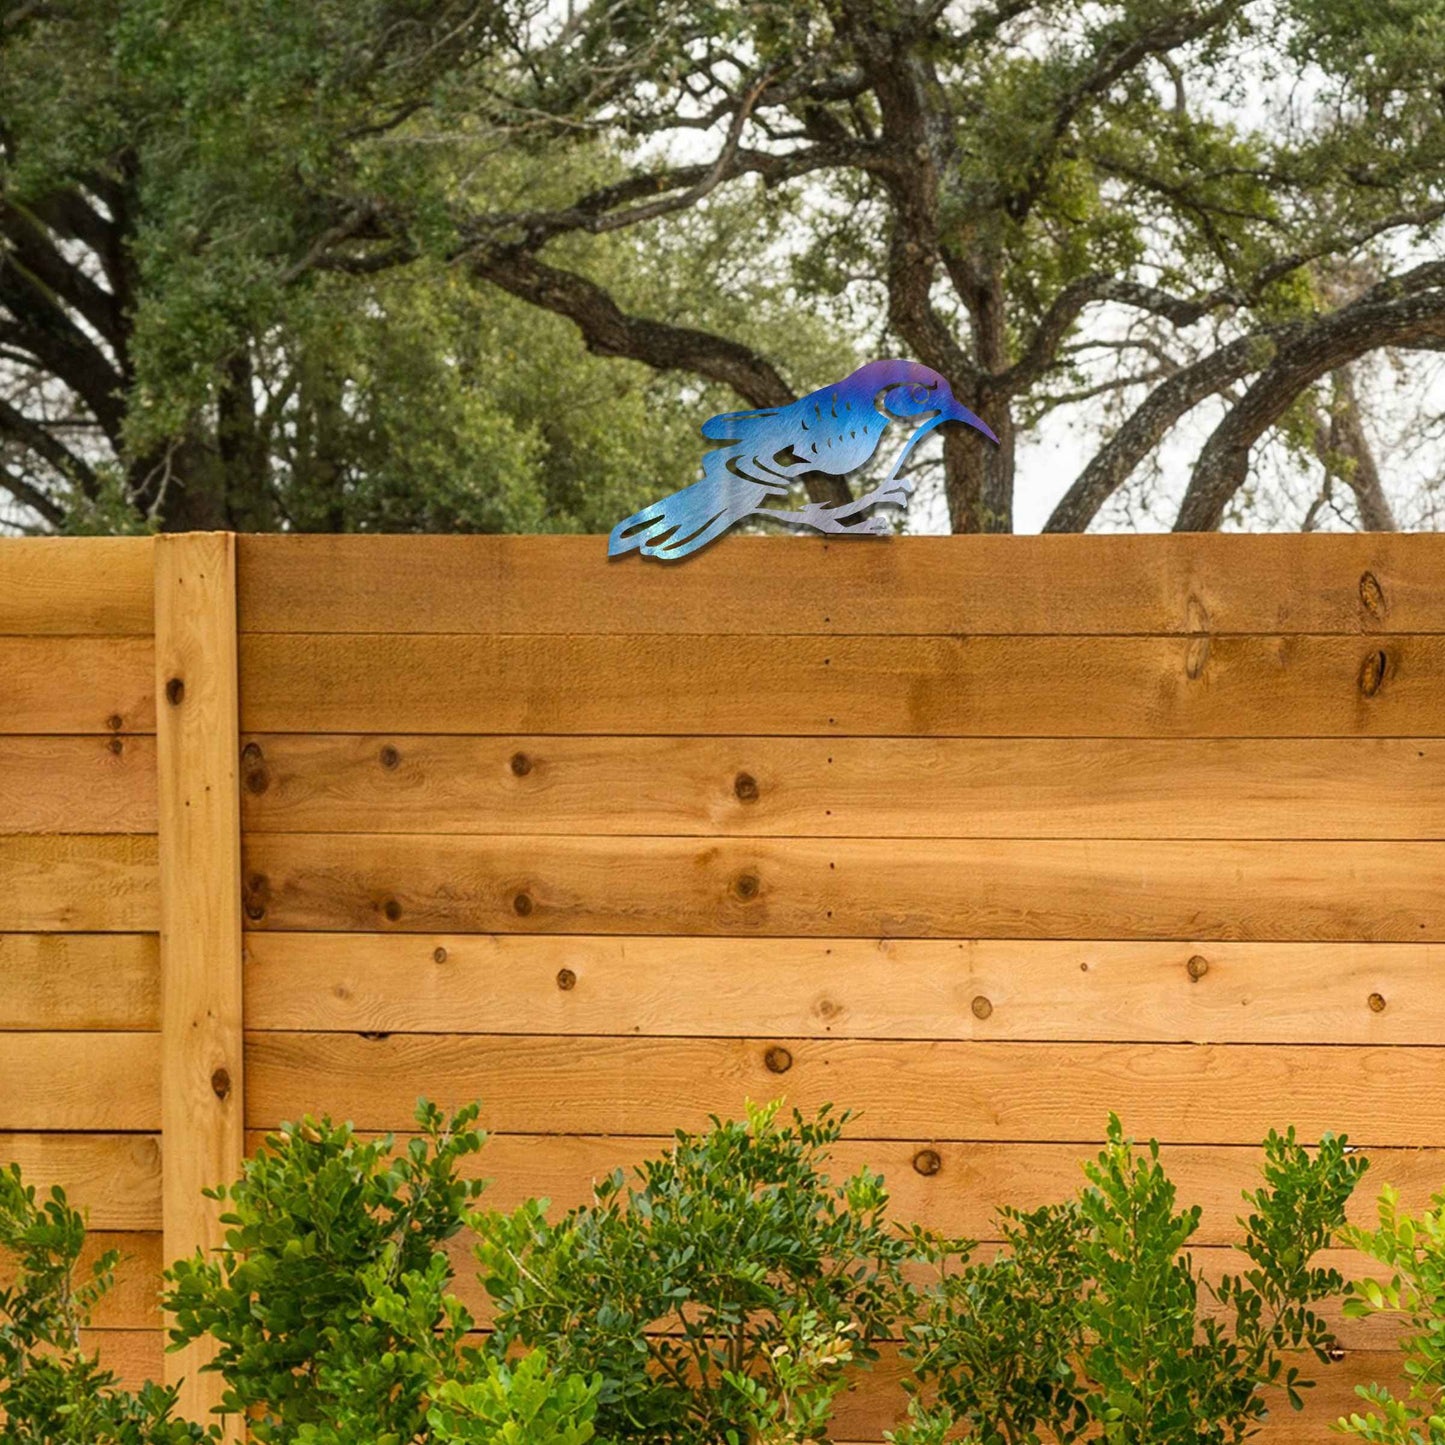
[608,358,998,561]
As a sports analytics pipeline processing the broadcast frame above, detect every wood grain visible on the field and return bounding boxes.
[0,933,158,1030]
[0,835,158,930]
[243,933,1445,1044]
[239,734,1445,840]
[245,1032,1445,1146]
[0,1032,159,1129]
[0,1133,162,1230]
[0,536,154,636]
[239,834,1445,941]
[238,632,1445,737]
[0,736,157,834]
[235,534,1445,635]
[154,532,244,1433]
[0,637,155,733]
[265,1131,1434,1251]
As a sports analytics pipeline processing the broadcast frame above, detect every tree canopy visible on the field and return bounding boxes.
[2,0,1444,534]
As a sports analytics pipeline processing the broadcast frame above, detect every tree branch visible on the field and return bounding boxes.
[1177,286,1445,530]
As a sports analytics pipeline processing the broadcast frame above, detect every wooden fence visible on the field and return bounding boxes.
[4,530,1445,1440]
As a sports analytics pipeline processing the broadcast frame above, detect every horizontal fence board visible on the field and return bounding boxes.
[239,734,1445,840]
[0,1133,162,1230]
[65,1226,1403,1349]
[240,835,1445,941]
[0,836,158,931]
[268,1132,1436,1252]
[0,1034,160,1130]
[239,632,1445,737]
[0,636,156,733]
[245,1033,1445,1146]
[0,537,154,636]
[244,934,1445,1045]
[0,1232,164,1329]
[0,933,158,1030]
[236,534,1445,635]
[84,1325,1408,1443]
[0,736,157,834]
[829,1344,1407,1443]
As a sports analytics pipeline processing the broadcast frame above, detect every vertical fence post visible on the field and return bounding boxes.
[155,532,244,1438]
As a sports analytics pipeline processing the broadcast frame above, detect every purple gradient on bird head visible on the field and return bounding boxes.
[609,358,998,561]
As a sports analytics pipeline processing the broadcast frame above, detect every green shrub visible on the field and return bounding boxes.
[895,1116,1366,1445]
[1337,1184,1445,1442]
[163,1099,597,1445]
[477,1101,937,1445]
[0,1162,209,1444]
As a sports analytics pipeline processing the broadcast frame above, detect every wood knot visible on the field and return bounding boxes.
[1187,954,1209,981]
[433,946,448,964]
[1185,594,1211,634]
[243,760,270,795]
[107,736,124,756]
[556,967,577,991]
[1185,635,1210,681]
[1359,571,1387,621]
[378,744,401,770]
[241,741,263,764]
[734,771,760,803]
[210,1067,232,1101]
[814,996,842,1021]
[764,1045,793,1074]
[106,713,123,731]
[359,1030,391,1041]
[164,676,185,706]
[1358,648,1388,698]
[1368,991,1386,1014]
[381,897,403,923]
[732,871,761,901]
[970,995,993,1020]
[513,891,534,917]
[1326,1342,1346,1363]
[510,751,533,777]
[243,873,269,921]
[912,1148,942,1177]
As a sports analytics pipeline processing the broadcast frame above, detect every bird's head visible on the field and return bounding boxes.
[851,359,999,444]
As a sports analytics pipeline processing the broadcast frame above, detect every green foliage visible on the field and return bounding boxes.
[0,1163,210,1444]
[1336,1185,1445,1443]
[164,1099,495,1442]
[478,1100,935,1445]
[896,1116,1366,1445]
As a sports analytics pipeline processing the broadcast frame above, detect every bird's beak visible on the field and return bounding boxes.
[943,399,1000,446]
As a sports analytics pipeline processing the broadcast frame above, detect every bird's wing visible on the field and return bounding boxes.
[609,453,772,561]
[699,406,785,442]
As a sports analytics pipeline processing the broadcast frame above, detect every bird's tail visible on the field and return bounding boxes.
[608,475,739,561]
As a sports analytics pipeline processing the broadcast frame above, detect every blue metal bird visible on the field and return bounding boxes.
[608,358,998,561]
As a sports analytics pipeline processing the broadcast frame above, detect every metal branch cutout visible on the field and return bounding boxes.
[608,359,998,561]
